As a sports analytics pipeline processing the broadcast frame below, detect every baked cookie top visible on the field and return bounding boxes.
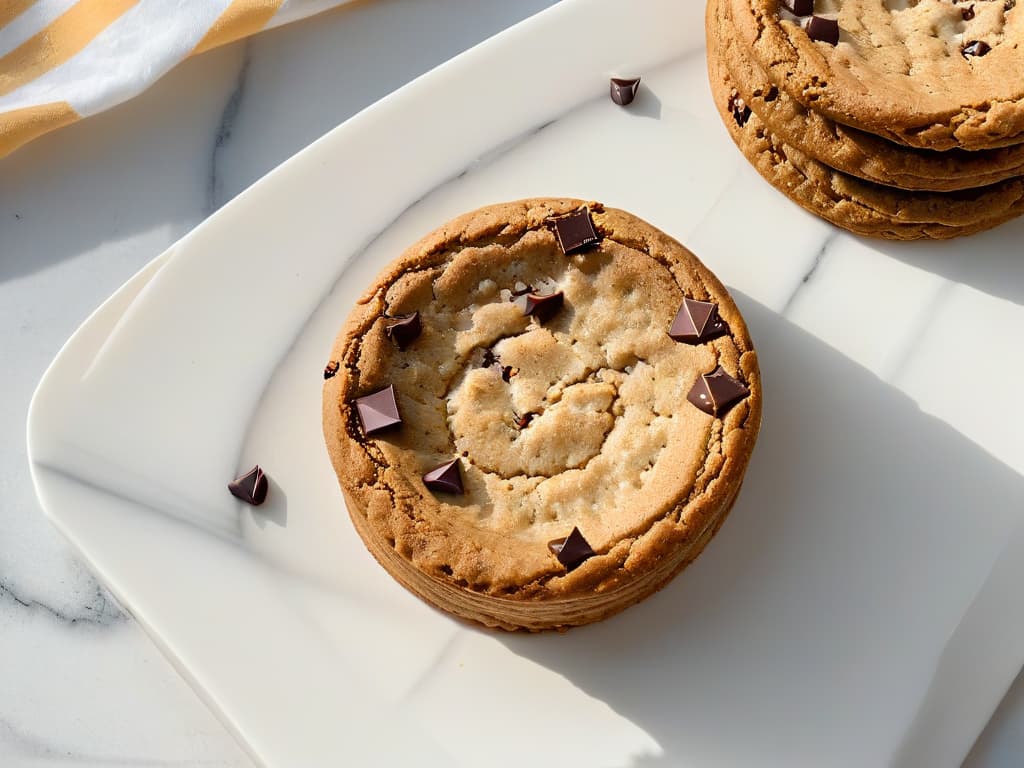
[727,0,1024,150]
[323,199,760,600]
[713,0,1024,190]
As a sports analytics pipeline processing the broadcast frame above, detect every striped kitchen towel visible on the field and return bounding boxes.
[0,0,353,159]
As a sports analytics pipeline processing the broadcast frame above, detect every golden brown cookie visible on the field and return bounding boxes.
[726,0,1024,151]
[713,0,1024,191]
[707,24,1024,239]
[322,199,761,631]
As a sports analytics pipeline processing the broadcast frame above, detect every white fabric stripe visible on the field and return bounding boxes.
[0,0,234,114]
[0,0,79,59]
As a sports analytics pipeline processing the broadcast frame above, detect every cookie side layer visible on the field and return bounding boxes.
[707,23,1024,239]
[715,0,1024,190]
[730,0,1024,150]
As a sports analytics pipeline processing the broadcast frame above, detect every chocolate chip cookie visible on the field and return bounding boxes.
[727,0,1024,151]
[714,0,1024,191]
[322,199,761,631]
[708,25,1024,239]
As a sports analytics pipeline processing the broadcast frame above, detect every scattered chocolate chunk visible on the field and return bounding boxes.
[323,361,339,380]
[669,298,727,345]
[384,311,422,349]
[782,0,813,15]
[501,365,519,382]
[228,465,268,506]
[962,40,991,58]
[523,291,564,323]
[514,412,536,429]
[687,366,750,417]
[609,77,641,106]
[354,385,402,435]
[804,16,839,45]
[728,92,751,127]
[482,349,499,368]
[549,208,600,255]
[961,4,975,20]
[548,527,596,571]
[422,458,463,495]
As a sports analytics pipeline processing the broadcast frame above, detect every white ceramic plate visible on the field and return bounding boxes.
[28,1,1024,765]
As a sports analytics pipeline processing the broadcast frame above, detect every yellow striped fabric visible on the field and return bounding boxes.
[0,0,347,159]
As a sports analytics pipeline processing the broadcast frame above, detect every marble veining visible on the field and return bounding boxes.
[0,582,124,627]
[782,230,840,315]
[207,42,252,215]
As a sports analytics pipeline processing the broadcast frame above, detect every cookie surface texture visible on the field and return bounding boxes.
[728,0,1024,150]
[323,199,761,631]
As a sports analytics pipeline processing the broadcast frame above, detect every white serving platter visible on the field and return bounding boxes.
[28,0,1024,765]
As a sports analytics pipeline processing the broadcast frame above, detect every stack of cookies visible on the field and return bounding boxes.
[706,0,1024,240]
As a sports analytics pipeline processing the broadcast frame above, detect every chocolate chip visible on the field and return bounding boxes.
[804,16,839,45]
[549,208,600,255]
[669,298,728,345]
[323,361,339,380]
[228,465,268,506]
[354,385,402,435]
[422,458,463,495]
[501,365,518,382]
[609,77,641,106]
[482,349,499,368]
[548,527,595,571]
[384,311,422,349]
[687,366,750,417]
[523,291,564,323]
[514,412,536,429]
[728,92,752,127]
[782,0,813,15]
[961,4,975,20]
[962,40,991,58]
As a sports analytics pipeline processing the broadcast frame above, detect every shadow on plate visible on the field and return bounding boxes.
[869,216,1024,307]
[494,294,1024,767]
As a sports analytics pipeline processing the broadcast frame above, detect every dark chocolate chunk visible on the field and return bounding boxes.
[422,458,463,495]
[323,361,339,380]
[687,366,750,417]
[609,77,641,106]
[514,412,536,429]
[962,40,991,58]
[384,311,422,349]
[728,92,751,127]
[961,4,975,20]
[228,465,268,506]
[547,527,596,571]
[523,291,564,323]
[782,0,813,15]
[804,15,839,45]
[482,349,499,368]
[549,208,600,255]
[501,365,519,382]
[354,385,402,435]
[669,298,727,344]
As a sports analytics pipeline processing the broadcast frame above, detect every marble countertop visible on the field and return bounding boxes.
[1,1,1022,765]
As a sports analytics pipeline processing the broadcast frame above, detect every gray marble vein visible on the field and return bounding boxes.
[0,582,124,627]
[207,43,252,215]
[781,230,839,316]
[0,717,230,766]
